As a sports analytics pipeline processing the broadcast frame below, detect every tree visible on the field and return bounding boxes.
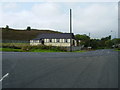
[112,38,120,44]
[105,40,113,48]
[75,34,90,47]
[26,26,31,31]
[5,25,9,30]
[100,35,112,48]
[101,35,111,41]
[90,39,100,49]
[75,34,90,41]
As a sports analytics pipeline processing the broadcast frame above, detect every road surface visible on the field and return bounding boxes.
[2,49,118,88]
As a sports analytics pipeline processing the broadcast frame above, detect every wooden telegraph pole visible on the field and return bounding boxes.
[70,9,72,52]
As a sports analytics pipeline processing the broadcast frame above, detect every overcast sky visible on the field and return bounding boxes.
[0,1,118,39]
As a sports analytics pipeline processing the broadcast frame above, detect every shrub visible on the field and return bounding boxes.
[21,45,32,51]
[2,43,68,52]
[51,46,67,51]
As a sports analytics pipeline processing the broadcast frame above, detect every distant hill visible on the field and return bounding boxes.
[1,28,62,41]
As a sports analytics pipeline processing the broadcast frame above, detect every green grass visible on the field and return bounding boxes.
[0,47,88,52]
[29,49,65,52]
[0,48,65,52]
[1,43,88,52]
[0,48,23,52]
[73,50,87,52]
[115,49,120,51]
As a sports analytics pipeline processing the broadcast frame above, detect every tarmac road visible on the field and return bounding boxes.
[2,49,118,88]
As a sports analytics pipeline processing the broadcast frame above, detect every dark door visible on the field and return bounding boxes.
[72,40,75,46]
[41,39,44,45]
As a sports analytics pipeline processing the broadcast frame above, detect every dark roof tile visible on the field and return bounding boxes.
[33,33,75,40]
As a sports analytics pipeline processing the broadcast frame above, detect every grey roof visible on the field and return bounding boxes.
[33,33,75,40]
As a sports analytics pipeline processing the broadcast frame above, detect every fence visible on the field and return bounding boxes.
[2,40,29,43]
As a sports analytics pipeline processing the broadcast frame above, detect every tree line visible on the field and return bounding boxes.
[75,34,120,49]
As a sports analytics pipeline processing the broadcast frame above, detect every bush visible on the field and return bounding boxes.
[21,45,32,51]
[2,43,68,52]
[23,45,67,52]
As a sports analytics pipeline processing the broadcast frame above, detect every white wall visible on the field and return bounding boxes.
[30,40,41,45]
[44,42,70,47]
[30,39,77,47]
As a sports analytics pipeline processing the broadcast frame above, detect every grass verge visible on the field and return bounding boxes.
[73,50,87,52]
[0,48,66,52]
[0,48,87,52]
[115,49,120,51]
[0,48,23,52]
[29,49,65,52]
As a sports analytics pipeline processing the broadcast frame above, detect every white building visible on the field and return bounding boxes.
[30,33,77,47]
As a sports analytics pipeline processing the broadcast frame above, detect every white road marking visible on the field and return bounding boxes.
[0,73,9,82]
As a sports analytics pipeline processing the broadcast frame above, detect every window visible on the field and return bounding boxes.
[49,39,52,42]
[56,39,60,42]
[33,40,38,43]
[30,40,33,43]
[64,39,68,43]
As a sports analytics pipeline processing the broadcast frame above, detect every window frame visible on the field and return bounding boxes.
[56,39,60,43]
[49,39,52,43]
[64,39,68,43]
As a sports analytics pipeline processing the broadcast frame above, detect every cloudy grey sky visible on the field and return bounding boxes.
[0,1,118,39]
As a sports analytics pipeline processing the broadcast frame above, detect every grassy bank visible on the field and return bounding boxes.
[73,50,87,52]
[29,49,65,52]
[1,43,87,52]
[0,47,86,52]
[0,48,23,52]
[2,28,61,41]
[0,48,63,52]
[115,48,120,51]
